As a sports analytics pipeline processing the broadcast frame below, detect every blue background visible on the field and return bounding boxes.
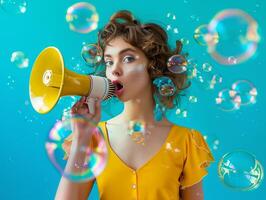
[0,0,265,199]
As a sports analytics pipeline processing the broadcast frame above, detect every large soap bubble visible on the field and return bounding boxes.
[218,150,264,191]
[207,9,260,65]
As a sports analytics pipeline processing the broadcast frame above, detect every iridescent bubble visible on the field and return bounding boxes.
[231,80,257,106]
[153,76,177,97]
[215,88,241,111]
[187,58,198,68]
[66,2,99,34]
[175,108,188,118]
[6,75,15,89]
[218,150,264,191]
[10,51,29,68]
[166,12,176,20]
[204,133,220,151]
[195,65,223,90]
[202,63,213,72]
[166,24,179,35]
[45,117,108,182]
[186,59,198,80]
[189,95,198,103]
[208,9,260,65]
[165,12,179,39]
[127,121,147,145]
[209,74,223,89]
[193,24,219,46]
[167,55,187,74]
[81,43,102,66]
[180,38,190,45]
[0,0,27,14]
[187,66,197,80]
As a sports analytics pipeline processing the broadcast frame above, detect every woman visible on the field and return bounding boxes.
[56,10,214,200]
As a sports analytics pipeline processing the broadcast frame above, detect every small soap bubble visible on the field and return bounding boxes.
[81,43,102,66]
[202,63,213,72]
[231,80,257,106]
[10,51,29,68]
[215,88,241,111]
[167,55,187,74]
[0,0,27,14]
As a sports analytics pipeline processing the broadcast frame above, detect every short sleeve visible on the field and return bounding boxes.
[179,129,215,189]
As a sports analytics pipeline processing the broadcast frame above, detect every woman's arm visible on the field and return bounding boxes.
[180,181,203,200]
[55,139,96,200]
[55,97,101,200]
[55,176,95,200]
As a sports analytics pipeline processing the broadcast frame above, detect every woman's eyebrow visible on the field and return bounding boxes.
[104,48,137,58]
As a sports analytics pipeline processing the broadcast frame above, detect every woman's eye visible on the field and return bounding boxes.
[105,60,113,67]
[123,56,135,63]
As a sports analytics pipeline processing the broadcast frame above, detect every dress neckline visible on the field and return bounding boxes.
[103,122,176,173]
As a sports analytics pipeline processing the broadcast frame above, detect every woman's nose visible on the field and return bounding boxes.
[111,64,122,76]
[112,71,120,76]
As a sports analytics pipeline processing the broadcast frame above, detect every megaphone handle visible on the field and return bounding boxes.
[86,97,96,115]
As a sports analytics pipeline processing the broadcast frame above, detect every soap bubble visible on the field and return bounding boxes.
[204,133,220,151]
[207,9,260,65]
[81,43,102,66]
[165,12,179,35]
[218,150,264,191]
[66,2,99,34]
[188,95,198,103]
[215,88,241,111]
[180,38,190,45]
[175,108,188,118]
[195,63,223,90]
[10,51,29,68]
[153,76,177,97]
[167,55,187,74]
[231,80,257,106]
[193,24,219,46]
[0,0,27,14]
[45,117,108,182]
[127,121,147,145]
[202,63,213,72]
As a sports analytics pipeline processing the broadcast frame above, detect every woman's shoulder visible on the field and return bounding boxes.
[170,123,206,144]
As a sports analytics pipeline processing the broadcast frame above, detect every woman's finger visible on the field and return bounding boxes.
[71,96,90,114]
[93,99,101,122]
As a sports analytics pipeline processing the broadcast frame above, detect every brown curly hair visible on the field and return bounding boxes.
[96,10,190,108]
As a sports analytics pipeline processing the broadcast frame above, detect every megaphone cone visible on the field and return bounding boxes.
[29,47,114,114]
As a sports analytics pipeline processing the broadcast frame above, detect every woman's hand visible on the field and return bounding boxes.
[62,96,101,159]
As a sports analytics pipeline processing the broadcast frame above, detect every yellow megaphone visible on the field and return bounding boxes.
[29,46,115,114]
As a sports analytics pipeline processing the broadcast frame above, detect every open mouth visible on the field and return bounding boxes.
[113,81,124,96]
[115,82,123,91]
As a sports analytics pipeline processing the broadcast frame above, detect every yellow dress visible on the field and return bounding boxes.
[95,121,215,200]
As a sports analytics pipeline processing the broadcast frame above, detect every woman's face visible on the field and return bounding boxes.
[104,37,152,101]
